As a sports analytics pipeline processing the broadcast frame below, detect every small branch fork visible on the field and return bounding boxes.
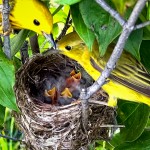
[81,0,148,128]
[95,0,148,30]
[2,0,11,59]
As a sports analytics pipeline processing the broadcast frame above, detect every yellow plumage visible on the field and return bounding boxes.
[57,32,150,107]
[0,0,53,35]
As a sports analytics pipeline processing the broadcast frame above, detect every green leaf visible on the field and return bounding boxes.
[124,29,143,61]
[111,0,125,15]
[71,3,95,50]
[143,27,150,40]
[38,34,50,53]
[79,0,122,56]
[41,0,50,8]
[140,40,150,72]
[11,29,30,57]
[140,11,150,40]
[147,1,150,20]
[13,56,21,71]
[111,0,137,15]
[52,23,59,39]
[0,104,5,126]
[0,51,19,111]
[54,0,81,5]
[110,133,123,148]
[51,7,68,23]
[117,101,149,142]
[146,117,150,129]
[114,130,150,150]
[117,101,139,124]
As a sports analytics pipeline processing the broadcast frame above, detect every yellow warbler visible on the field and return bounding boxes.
[0,0,55,46]
[57,32,150,107]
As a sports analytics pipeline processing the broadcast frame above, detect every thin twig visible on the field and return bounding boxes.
[80,89,89,132]
[99,125,125,128]
[56,10,72,42]
[134,20,150,30]
[0,35,3,49]
[29,34,40,54]
[80,0,147,101]
[95,0,126,26]
[20,41,29,64]
[0,133,22,142]
[88,99,108,106]
[2,0,11,59]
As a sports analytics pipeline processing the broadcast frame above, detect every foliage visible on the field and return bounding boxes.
[0,0,150,149]
[0,51,19,111]
[111,0,137,15]
[0,108,23,150]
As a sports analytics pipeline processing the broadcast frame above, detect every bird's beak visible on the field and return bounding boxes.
[43,32,56,49]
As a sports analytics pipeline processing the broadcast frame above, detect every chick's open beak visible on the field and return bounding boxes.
[61,88,72,99]
[43,32,56,49]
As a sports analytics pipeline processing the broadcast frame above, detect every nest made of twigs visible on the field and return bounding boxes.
[14,51,115,150]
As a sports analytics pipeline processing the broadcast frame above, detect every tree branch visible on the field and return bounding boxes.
[99,125,125,128]
[134,21,150,30]
[95,0,126,26]
[2,0,11,59]
[20,41,29,64]
[56,10,72,42]
[29,34,40,54]
[80,0,147,102]
[80,89,89,132]
[88,99,108,106]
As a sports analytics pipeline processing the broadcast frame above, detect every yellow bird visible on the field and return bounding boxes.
[0,0,55,46]
[57,32,150,107]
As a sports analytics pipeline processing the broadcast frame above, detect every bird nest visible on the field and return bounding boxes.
[14,51,115,150]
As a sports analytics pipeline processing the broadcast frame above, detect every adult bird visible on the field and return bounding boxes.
[57,32,150,107]
[0,0,55,47]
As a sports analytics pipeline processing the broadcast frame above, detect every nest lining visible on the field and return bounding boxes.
[14,52,115,150]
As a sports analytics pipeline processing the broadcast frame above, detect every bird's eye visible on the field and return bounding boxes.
[65,46,72,51]
[33,19,40,26]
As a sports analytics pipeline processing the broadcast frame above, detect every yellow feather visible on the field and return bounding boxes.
[57,32,150,107]
[0,0,53,35]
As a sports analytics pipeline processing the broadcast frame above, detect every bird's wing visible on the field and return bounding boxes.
[90,49,150,97]
[112,58,150,97]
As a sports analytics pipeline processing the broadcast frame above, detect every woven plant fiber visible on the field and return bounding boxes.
[14,52,115,150]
